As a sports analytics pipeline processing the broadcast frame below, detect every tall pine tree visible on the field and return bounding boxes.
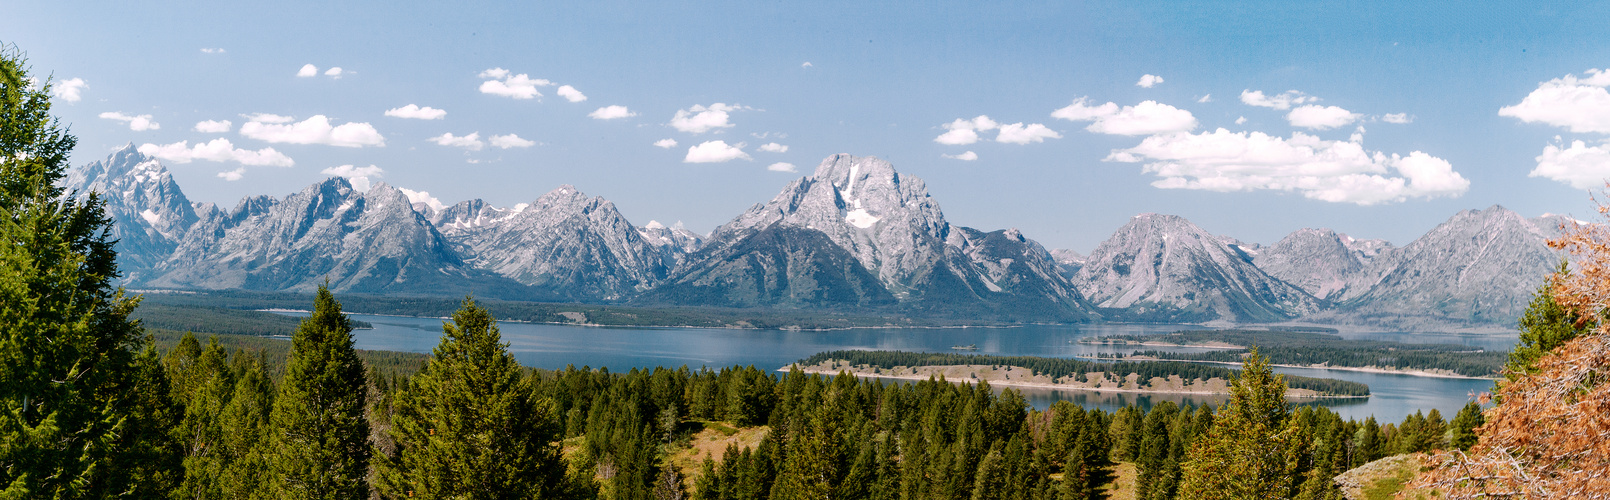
[0,44,181,497]
[1178,347,1302,499]
[267,286,371,499]
[374,297,568,499]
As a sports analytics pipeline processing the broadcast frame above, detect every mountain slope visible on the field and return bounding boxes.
[62,144,200,275]
[1253,228,1389,300]
[1072,213,1320,323]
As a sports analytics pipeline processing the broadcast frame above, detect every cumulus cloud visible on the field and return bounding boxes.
[320,164,383,191]
[1286,105,1361,130]
[52,78,87,102]
[556,85,587,102]
[684,140,750,163]
[1136,74,1164,88]
[1105,128,1469,205]
[1381,113,1413,124]
[758,142,788,153]
[768,162,797,172]
[399,188,447,213]
[1240,89,1317,110]
[671,103,744,134]
[200,48,225,54]
[194,120,232,133]
[1235,116,1247,125]
[589,105,636,120]
[943,151,979,161]
[384,104,446,120]
[933,115,999,145]
[1499,68,1610,134]
[138,138,294,167]
[297,64,318,77]
[99,112,160,131]
[243,113,293,124]
[653,138,678,149]
[217,167,245,181]
[239,115,384,147]
[489,134,535,149]
[1052,98,1197,136]
[478,68,550,99]
[1529,139,1610,189]
[427,132,484,150]
[1197,95,1212,103]
[324,67,343,78]
[996,123,1062,144]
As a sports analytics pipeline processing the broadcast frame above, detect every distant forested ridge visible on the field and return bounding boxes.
[801,350,1371,397]
[1090,329,1506,378]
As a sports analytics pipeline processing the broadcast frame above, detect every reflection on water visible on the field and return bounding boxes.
[293,313,1513,422]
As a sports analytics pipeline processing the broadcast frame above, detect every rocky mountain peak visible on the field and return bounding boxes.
[62,145,200,271]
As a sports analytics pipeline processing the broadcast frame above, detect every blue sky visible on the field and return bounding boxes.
[7,1,1610,251]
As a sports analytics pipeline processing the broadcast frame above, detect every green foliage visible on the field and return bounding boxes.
[1448,402,1483,451]
[802,350,1371,396]
[0,44,181,498]
[1100,329,1506,378]
[1178,348,1304,500]
[1506,267,1593,382]
[266,287,371,499]
[133,303,372,336]
[374,298,568,499]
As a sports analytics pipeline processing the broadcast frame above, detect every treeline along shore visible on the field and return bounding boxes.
[1083,329,1507,378]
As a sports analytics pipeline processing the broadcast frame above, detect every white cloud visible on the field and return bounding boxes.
[489,134,535,149]
[556,85,587,102]
[52,78,87,102]
[243,113,293,124]
[1350,125,1366,144]
[138,138,294,167]
[1136,74,1164,88]
[1197,94,1212,103]
[427,132,484,150]
[589,105,636,120]
[297,64,318,77]
[324,67,343,78]
[995,123,1062,144]
[200,48,225,54]
[670,103,744,134]
[802,62,813,69]
[1239,89,1318,110]
[943,151,979,161]
[1106,128,1469,205]
[1235,116,1247,125]
[1381,113,1413,124]
[478,68,551,99]
[217,167,245,181]
[99,112,160,131]
[1530,139,1610,189]
[398,187,447,213]
[653,138,678,148]
[1499,69,1610,134]
[321,164,383,191]
[768,162,797,172]
[239,115,385,147]
[758,142,788,153]
[1052,98,1197,136]
[684,140,750,163]
[933,115,999,145]
[384,104,447,120]
[194,120,232,133]
[1286,105,1361,130]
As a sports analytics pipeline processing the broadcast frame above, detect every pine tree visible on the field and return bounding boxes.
[375,298,568,499]
[176,337,238,499]
[1178,347,1302,499]
[266,286,371,499]
[0,44,181,497]
[1505,264,1593,383]
[1448,401,1483,451]
[219,351,274,498]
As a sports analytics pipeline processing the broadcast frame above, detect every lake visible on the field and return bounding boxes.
[329,313,1510,422]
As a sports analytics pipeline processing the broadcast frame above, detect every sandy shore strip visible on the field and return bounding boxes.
[1090,356,1498,380]
[781,363,1366,399]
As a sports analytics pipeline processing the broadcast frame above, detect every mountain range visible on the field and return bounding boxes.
[67,144,1569,330]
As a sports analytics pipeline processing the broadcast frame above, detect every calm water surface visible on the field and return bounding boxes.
[330,314,1509,422]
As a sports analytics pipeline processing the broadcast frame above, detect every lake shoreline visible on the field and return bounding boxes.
[782,363,1369,400]
[1089,356,1500,380]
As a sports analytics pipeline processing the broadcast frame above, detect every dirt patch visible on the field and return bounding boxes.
[557,311,586,323]
[668,422,770,482]
[1100,462,1137,500]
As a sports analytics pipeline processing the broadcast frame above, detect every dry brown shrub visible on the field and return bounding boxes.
[1409,199,1610,499]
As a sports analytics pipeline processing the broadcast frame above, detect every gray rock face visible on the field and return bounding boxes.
[433,185,670,300]
[1330,205,1563,328]
[62,144,199,275]
[656,154,1092,319]
[1072,213,1320,323]
[637,220,705,269]
[1254,228,1386,300]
